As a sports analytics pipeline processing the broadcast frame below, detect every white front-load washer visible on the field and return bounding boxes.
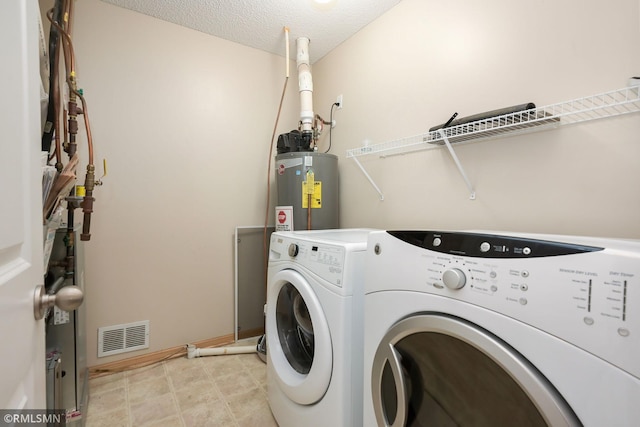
[266,229,376,427]
[363,230,640,427]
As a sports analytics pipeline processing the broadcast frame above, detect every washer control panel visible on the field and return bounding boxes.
[271,235,346,288]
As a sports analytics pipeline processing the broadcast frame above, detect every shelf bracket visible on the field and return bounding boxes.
[352,156,385,200]
[439,130,476,200]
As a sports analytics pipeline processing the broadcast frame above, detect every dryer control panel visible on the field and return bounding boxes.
[388,230,604,258]
[369,230,640,378]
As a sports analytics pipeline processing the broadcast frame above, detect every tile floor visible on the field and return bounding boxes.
[85,340,278,427]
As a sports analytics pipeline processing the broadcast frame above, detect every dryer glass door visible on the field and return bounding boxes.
[372,314,581,427]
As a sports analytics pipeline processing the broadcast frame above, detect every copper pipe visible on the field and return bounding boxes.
[52,30,62,168]
[307,194,312,230]
[47,5,76,160]
[62,0,96,241]
[62,0,75,74]
[46,2,75,75]
[48,5,93,164]
[314,114,331,126]
[69,84,94,165]
[67,0,75,37]
[263,76,289,292]
[312,114,332,147]
[48,1,97,241]
[62,108,68,152]
[46,9,75,80]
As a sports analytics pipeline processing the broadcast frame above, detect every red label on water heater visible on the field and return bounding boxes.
[275,206,294,231]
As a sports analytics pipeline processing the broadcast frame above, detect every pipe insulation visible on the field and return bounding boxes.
[186,344,256,359]
[296,37,313,134]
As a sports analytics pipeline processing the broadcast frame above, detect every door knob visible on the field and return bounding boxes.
[34,284,84,320]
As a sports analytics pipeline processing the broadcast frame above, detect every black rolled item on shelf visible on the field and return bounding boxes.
[429,103,536,132]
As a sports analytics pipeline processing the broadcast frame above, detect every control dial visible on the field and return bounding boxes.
[288,243,299,258]
[442,268,466,290]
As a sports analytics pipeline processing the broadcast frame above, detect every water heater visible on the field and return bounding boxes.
[273,37,339,230]
[275,151,339,230]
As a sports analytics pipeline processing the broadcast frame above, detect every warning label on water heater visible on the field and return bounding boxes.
[275,206,294,231]
[302,181,322,208]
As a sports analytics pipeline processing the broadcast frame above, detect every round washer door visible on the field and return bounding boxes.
[372,314,581,427]
[266,268,332,405]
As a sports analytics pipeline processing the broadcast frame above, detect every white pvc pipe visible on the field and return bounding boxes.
[284,27,290,78]
[186,344,256,359]
[296,37,313,133]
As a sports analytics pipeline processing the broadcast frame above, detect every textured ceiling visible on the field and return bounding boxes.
[99,0,402,63]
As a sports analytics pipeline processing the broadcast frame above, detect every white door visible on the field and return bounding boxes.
[0,0,47,410]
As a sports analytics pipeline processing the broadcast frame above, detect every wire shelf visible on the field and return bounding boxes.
[346,85,640,200]
[346,85,640,159]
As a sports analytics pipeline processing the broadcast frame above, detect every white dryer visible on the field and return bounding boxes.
[266,229,376,427]
[363,230,640,427]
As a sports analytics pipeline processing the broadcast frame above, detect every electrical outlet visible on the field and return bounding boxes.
[336,94,343,109]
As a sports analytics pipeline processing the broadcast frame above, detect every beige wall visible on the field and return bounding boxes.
[43,0,640,367]
[60,0,299,366]
[312,0,640,238]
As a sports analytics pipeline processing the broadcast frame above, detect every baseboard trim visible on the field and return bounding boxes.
[88,333,235,379]
[238,327,264,340]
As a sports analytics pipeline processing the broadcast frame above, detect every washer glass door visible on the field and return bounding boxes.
[372,314,581,427]
[267,268,332,405]
[276,282,315,374]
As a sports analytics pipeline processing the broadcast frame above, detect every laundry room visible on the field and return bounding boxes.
[3,0,638,425]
